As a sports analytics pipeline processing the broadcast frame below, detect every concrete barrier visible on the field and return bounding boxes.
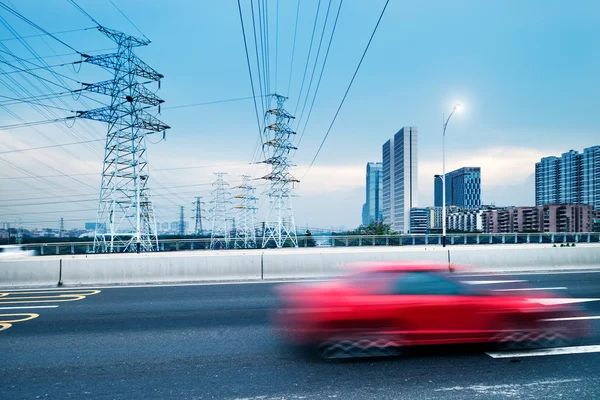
[449,244,600,272]
[60,250,262,285]
[262,246,449,279]
[0,258,60,287]
[0,244,599,288]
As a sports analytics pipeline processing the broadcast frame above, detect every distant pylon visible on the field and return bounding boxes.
[192,197,204,235]
[73,27,169,253]
[16,219,22,245]
[210,173,232,249]
[261,94,299,248]
[59,217,64,238]
[179,206,185,236]
[233,176,258,249]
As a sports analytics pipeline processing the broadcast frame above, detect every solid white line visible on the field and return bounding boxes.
[527,298,600,306]
[462,280,527,285]
[493,287,567,292]
[0,279,325,292]
[541,316,600,322]
[486,345,600,358]
[0,305,58,310]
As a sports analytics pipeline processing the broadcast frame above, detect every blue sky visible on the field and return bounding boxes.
[0,0,599,230]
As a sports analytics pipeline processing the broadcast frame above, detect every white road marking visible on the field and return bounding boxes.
[486,345,600,358]
[456,270,600,277]
[541,315,600,322]
[0,279,326,292]
[527,298,600,306]
[462,280,527,285]
[493,287,567,292]
[0,305,58,310]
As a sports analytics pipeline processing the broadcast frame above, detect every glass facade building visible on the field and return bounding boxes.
[435,167,481,209]
[362,162,383,226]
[381,127,418,233]
[535,146,600,209]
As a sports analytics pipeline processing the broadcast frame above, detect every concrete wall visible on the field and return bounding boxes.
[0,258,61,287]
[262,246,448,279]
[60,251,262,285]
[1,244,599,287]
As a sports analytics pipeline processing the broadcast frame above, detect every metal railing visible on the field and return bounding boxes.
[14,232,600,256]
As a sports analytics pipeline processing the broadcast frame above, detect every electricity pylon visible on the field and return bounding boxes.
[261,94,299,248]
[233,176,258,249]
[74,27,169,253]
[191,196,205,235]
[210,173,232,249]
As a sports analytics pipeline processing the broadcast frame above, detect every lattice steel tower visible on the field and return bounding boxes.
[192,196,204,235]
[210,173,232,249]
[261,94,299,248]
[233,176,258,249]
[74,27,169,253]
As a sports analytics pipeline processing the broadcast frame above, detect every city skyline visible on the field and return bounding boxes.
[1,1,600,231]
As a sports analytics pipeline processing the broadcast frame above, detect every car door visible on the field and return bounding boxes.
[388,272,486,344]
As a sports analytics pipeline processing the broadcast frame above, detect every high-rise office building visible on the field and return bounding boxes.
[362,162,383,226]
[434,175,443,207]
[535,146,600,209]
[434,167,481,209]
[382,127,418,232]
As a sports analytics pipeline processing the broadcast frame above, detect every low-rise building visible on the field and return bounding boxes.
[482,204,593,233]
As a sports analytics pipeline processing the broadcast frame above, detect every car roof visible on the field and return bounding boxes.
[346,261,450,274]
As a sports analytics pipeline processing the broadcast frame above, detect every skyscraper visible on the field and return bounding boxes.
[582,146,600,209]
[535,146,600,209]
[362,162,383,226]
[434,175,443,207]
[382,127,418,232]
[535,156,560,205]
[435,167,481,209]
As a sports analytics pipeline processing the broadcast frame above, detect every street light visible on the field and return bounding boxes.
[442,103,461,247]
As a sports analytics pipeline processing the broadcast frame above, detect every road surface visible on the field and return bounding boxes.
[2,270,600,399]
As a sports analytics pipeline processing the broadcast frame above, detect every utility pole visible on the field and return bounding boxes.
[179,206,185,236]
[59,217,64,239]
[261,94,299,248]
[210,173,232,249]
[192,197,204,235]
[73,27,169,253]
[233,176,258,249]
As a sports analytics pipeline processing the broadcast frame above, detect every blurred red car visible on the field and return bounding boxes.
[273,262,591,359]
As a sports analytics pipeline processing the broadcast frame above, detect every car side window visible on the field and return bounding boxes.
[393,272,468,295]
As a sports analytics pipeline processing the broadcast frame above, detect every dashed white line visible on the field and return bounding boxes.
[493,287,567,292]
[486,345,600,358]
[462,280,527,285]
[541,315,600,322]
[527,298,600,306]
[0,305,58,310]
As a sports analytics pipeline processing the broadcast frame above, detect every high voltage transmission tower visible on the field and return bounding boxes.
[73,27,169,253]
[179,206,185,236]
[192,197,204,235]
[210,173,232,249]
[261,94,299,248]
[233,176,258,249]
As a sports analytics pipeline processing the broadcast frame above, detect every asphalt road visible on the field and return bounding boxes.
[2,270,600,399]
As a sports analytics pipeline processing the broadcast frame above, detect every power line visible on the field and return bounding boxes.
[0,139,104,155]
[286,0,301,97]
[67,0,102,27]
[301,0,390,181]
[292,0,322,117]
[296,0,343,147]
[0,3,83,54]
[0,27,96,42]
[163,96,262,110]
[108,0,150,41]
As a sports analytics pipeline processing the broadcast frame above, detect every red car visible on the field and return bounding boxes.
[273,261,591,359]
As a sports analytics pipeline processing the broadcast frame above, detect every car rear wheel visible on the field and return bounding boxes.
[316,334,404,360]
